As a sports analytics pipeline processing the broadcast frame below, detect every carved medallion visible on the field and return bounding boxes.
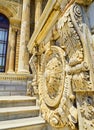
[39,46,65,107]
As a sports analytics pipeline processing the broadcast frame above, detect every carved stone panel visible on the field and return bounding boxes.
[76,92,94,130]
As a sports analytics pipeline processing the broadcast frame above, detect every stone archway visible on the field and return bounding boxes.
[0,0,21,73]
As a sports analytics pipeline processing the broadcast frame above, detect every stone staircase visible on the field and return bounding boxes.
[0,96,47,130]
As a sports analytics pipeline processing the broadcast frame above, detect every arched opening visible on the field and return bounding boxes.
[0,13,9,72]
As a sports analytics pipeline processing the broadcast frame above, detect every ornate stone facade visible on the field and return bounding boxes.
[0,0,94,130]
[0,0,46,97]
[28,0,94,130]
[0,0,47,95]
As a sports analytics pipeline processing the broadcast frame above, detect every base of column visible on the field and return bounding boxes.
[17,69,30,74]
[7,70,15,74]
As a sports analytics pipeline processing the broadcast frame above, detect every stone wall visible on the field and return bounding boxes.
[0,80,27,96]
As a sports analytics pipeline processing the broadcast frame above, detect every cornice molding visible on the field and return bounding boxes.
[10,17,21,30]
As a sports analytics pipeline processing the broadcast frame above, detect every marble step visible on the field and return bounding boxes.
[0,106,39,121]
[0,116,47,130]
[0,80,27,96]
[0,96,36,107]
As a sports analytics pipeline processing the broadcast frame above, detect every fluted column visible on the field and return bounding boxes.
[7,26,16,73]
[18,0,30,73]
[35,0,42,29]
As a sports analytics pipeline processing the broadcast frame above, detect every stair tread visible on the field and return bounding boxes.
[0,106,39,113]
[0,116,46,129]
[0,96,36,102]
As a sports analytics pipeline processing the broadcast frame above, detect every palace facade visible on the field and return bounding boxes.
[0,0,94,130]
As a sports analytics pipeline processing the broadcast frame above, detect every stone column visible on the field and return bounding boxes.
[35,0,42,29]
[7,26,16,73]
[18,0,30,73]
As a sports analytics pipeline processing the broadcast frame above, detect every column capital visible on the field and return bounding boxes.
[10,17,21,31]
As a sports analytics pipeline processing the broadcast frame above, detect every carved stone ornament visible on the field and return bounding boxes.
[39,46,65,107]
[57,3,94,130]
[38,45,77,129]
[29,50,39,96]
[32,1,94,130]
[76,92,94,130]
